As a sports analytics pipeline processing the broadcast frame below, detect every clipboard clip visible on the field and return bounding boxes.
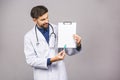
[63,21,72,25]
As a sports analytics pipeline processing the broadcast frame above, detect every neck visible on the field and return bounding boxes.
[36,24,43,29]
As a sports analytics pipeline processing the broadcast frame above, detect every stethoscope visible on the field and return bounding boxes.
[35,23,56,47]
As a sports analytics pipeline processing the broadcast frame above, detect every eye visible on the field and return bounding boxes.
[41,19,45,21]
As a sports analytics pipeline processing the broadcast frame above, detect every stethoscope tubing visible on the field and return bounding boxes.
[35,23,56,45]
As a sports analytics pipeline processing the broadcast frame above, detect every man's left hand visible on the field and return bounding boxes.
[73,34,82,47]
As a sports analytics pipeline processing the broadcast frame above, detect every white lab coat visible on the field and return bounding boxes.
[24,24,80,80]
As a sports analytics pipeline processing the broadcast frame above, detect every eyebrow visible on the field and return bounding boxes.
[40,16,48,21]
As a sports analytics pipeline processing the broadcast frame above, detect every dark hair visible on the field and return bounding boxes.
[30,5,48,19]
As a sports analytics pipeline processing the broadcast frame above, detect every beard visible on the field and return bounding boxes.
[41,23,49,29]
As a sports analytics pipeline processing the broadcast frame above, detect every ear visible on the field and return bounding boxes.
[33,18,37,24]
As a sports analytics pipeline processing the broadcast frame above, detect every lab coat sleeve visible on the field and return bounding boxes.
[58,45,82,56]
[66,45,82,56]
[24,35,48,70]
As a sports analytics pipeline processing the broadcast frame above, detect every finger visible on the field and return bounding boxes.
[61,50,65,52]
[59,52,63,56]
[61,52,65,58]
[63,52,66,57]
[73,34,79,41]
[74,36,79,42]
[62,50,65,53]
[59,50,64,54]
[73,34,76,39]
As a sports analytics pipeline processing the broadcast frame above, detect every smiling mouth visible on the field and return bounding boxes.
[43,23,49,28]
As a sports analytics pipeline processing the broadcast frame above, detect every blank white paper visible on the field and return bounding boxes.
[58,22,76,48]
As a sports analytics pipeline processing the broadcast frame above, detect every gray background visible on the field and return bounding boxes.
[0,0,120,80]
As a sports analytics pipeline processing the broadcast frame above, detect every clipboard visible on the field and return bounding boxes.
[58,21,76,48]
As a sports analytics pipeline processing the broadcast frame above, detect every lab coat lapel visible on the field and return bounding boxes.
[36,26,49,46]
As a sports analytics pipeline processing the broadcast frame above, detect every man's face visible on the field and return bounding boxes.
[34,12,49,28]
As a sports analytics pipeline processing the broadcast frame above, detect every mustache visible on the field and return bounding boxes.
[43,23,48,25]
[40,23,49,29]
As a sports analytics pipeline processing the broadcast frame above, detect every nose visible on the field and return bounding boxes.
[45,18,49,23]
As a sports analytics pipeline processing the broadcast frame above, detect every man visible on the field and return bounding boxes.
[24,5,82,80]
